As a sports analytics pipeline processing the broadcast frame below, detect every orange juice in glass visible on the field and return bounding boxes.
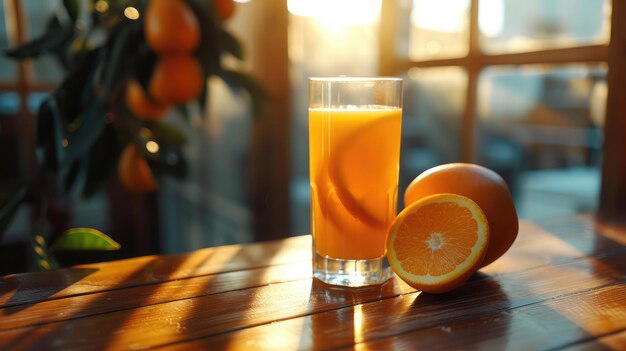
[309,77,402,287]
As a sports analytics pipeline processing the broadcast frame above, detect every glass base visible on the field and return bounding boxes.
[313,251,393,287]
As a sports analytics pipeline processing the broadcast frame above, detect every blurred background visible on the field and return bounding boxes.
[0,0,619,273]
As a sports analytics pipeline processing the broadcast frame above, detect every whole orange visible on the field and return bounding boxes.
[404,163,518,267]
[213,0,235,20]
[145,0,200,54]
[149,55,204,104]
[118,144,157,193]
[125,79,169,120]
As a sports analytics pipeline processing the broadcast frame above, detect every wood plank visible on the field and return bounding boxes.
[1,218,622,331]
[1,216,614,309]
[0,277,415,350]
[2,244,625,350]
[482,218,625,275]
[561,329,626,350]
[600,0,626,218]
[0,220,571,308]
[0,261,311,331]
[1,217,624,332]
[160,273,626,350]
[351,283,626,351]
[0,235,311,308]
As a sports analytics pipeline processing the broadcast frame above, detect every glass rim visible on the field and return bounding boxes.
[309,76,402,82]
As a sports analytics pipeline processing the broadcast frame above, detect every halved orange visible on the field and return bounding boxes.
[387,193,489,294]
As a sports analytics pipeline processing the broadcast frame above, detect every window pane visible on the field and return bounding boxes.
[0,1,17,81]
[23,0,64,83]
[407,0,469,61]
[400,67,467,191]
[0,92,20,114]
[476,64,606,220]
[479,0,610,53]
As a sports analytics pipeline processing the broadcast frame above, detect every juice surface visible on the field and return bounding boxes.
[309,107,402,259]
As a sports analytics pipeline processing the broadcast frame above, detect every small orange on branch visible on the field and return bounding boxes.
[118,144,157,193]
[149,55,204,104]
[125,79,169,120]
[145,0,201,54]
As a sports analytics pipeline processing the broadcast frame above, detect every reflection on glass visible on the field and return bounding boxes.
[0,2,17,80]
[476,64,606,220]
[400,66,467,192]
[24,0,64,83]
[479,0,610,53]
[353,304,364,344]
[408,0,469,60]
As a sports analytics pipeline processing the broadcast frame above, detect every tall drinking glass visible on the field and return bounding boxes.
[309,77,403,287]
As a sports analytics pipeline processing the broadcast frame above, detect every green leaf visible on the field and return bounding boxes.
[0,186,28,239]
[150,121,188,146]
[196,78,208,112]
[82,123,120,198]
[134,45,158,91]
[185,0,221,75]
[63,0,80,22]
[50,228,121,252]
[219,29,243,59]
[61,99,107,170]
[30,198,61,271]
[4,26,73,59]
[101,22,142,95]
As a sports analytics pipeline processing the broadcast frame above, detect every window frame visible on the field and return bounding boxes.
[379,0,624,217]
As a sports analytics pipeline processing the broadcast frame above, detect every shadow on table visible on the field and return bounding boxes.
[0,267,98,313]
[385,274,514,349]
[2,254,192,350]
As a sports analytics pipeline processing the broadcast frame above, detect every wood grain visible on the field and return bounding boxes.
[1,217,625,350]
[143,249,626,350]
[3,240,621,349]
[0,277,415,350]
[0,261,311,331]
[562,329,626,350]
[1,216,616,309]
[0,235,310,308]
[600,0,626,218]
[351,283,626,351]
[1,219,622,334]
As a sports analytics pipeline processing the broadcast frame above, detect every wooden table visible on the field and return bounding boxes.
[1,215,626,350]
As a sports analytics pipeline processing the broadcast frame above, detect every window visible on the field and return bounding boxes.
[381,0,612,220]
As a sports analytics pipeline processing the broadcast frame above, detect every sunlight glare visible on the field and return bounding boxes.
[479,0,504,38]
[288,0,381,31]
[146,141,159,154]
[411,0,467,33]
[124,6,140,20]
[353,304,364,343]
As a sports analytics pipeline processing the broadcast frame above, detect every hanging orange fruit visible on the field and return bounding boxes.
[118,144,157,193]
[145,0,201,54]
[125,79,169,120]
[213,0,235,21]
[149,55,204,104]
